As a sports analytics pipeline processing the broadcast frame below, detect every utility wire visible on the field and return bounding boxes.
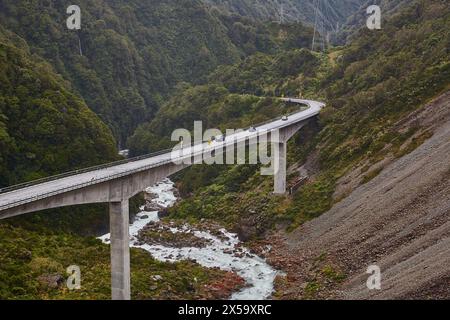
[312,0,320,51]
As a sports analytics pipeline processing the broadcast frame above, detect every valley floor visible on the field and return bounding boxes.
[262,92,450,299]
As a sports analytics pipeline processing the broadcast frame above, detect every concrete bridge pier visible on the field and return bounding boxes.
[109,200,131,300]
[274,142,287,194]
[273,121,309,194]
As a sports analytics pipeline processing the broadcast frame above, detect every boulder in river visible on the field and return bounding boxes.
[145,202,164,212]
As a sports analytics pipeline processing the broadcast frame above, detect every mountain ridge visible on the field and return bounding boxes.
[203,0,367,31]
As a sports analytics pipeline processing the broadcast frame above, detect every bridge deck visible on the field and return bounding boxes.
[0,99,324,212]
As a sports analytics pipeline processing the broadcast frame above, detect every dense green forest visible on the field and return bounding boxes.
[0,0,313,144]
[128,87,304,156]
[0,26,117,187]
[127,47,322,155]
[0,0,314,187]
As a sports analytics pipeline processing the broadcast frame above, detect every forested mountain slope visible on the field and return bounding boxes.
[0,0,315,184]
[337,0,422,43]
[0,1,270,300]
[0,0,298,143]
[0,26,116,187]
[204,0,366,30]
[128,48,320,155]
[159,0,449,299]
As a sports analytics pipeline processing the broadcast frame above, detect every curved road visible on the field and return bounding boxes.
[0,98,325,214]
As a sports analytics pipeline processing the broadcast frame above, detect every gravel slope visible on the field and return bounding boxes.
[276,91,450,299]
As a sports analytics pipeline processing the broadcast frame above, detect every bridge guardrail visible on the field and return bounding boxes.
[0,147,174,195]
[0,99,313,198]
[0,155,178,211]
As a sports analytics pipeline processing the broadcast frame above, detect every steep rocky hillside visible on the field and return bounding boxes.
[268,91,449,299]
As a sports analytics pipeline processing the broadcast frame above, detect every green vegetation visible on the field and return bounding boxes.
[297,253,346,299]
[0,223,238,300]
[0,27,117,188]
[302,264,345,299]
[361,166,384,185]
[283,176,335,231]
[393,130,434,159]
[0,0,314,142]
[209,49,322,96]
[318,1,450,174]
[128,46,321,155]
[304,281,321,298]
[7,193,144,237]
[321,265,346,283]
[129,89,300,155]
[0,0,318,299]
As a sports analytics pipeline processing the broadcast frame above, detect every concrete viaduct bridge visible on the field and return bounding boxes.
[0,98,325,300]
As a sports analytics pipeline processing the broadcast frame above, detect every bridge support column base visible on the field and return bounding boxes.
[110,200,131,300]
[274,142,287,194]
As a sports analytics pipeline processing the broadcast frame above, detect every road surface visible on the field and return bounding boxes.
[0,98,325,213]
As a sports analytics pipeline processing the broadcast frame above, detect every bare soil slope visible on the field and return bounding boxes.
[272,91,450,299]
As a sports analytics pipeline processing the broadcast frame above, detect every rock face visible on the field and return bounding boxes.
[235,219,257,242]
[158,208,170,219]
[38,274,64,289]
[271,92,450,300]
[144,202,165,212]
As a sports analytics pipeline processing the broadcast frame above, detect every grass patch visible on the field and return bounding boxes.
[304,281,321,299]
[394,130,434,159]
[361,166,384,185]
[321,265,346,283]
[282,176,335,232]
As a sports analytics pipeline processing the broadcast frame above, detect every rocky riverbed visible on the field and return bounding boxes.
[99,178,278,300]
